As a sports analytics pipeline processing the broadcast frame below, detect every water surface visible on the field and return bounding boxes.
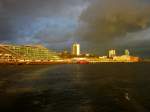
[0,63,150,112]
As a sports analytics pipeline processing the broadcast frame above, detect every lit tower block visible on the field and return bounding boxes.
[72,43,80,56]
[125,49,130,56]
[109,50,116,58]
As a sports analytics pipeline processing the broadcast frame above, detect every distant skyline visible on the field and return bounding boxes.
[0,0,150,57]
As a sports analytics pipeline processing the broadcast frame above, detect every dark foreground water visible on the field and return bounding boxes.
[0,63,150,112]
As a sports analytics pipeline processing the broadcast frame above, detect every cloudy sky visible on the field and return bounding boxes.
[0,0,150,57]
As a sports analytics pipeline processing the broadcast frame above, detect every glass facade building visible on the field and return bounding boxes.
[0,44,60,61]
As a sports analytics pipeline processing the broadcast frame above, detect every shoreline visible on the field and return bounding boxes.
[0,61,148,65]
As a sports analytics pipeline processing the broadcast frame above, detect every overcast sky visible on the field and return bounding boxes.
[0,0,150,57]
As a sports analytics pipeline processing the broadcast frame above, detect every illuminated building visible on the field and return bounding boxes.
[109,50,116,58]
[125,49,130,56]
[72,43,80,56]
[0,44,60,61]
[129,56,140,62]
[113,55,140,62]
[0,43,141,63]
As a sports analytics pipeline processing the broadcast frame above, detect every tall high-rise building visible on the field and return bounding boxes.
[72,43,80,56]
[109,50,116,58]
[125,49,130,56]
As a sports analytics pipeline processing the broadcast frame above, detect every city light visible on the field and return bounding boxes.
[0,43,140,64]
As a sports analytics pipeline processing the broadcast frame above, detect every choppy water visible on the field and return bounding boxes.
[0,63,150,112]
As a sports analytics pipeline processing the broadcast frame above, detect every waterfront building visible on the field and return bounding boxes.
[109,50,116,58]
[0,44,60,61]
[113,55,139,62]
[125,49,130,56]
[72,43,80,56]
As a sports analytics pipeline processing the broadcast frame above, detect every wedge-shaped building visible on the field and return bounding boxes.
[0,44,60,61]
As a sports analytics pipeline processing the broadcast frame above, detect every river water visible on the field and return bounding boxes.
[0,63,150,112]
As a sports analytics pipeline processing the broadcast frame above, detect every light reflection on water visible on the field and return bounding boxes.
[0,63,150,112]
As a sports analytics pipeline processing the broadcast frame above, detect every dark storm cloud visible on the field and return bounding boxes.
[114,28,150,57]
[0,0,87,43]
[0,0,86,17]
[77,0,150,42]
[0,17,16,41]
[75,0,150,56]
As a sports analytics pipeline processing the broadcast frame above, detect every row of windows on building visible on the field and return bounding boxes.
[0,44,60,60]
